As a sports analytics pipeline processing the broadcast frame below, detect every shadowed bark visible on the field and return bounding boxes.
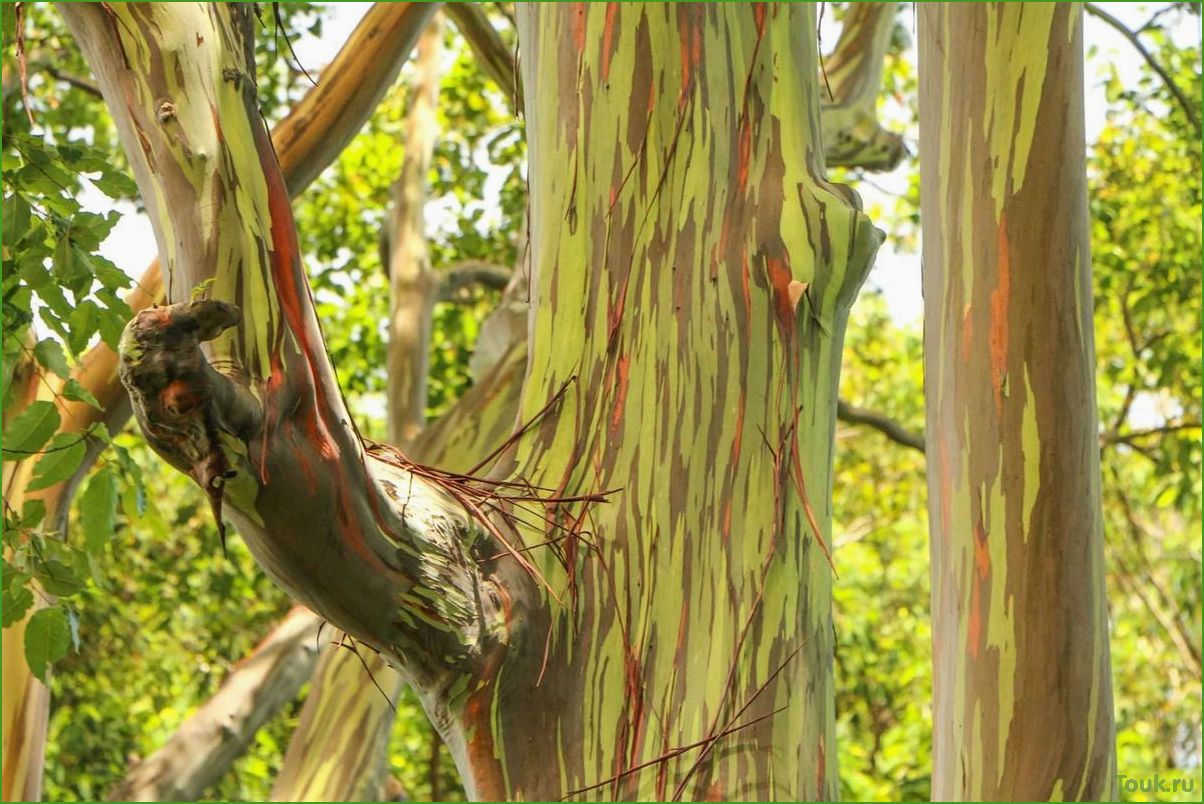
[919,4,1116,799]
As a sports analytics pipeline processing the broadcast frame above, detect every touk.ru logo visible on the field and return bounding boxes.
[1117,773,1196,796]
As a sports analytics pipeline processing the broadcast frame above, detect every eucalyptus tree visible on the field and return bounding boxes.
[55,3,883,798]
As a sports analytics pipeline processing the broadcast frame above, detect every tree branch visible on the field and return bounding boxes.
[436,261,513,302]
[273,2,445,195]
[836,398,926,453]
[1085,2,1202,136]
[820,2,907,172]
[51,0,444,518]
[445,2,521,111]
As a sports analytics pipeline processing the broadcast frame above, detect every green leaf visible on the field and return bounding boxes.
[62,378,102,410]
[1,583,33,627]
[24,606,70,682]
[20,499,46,530]
[81,250,131,291]
[2,401,60,461]
[33,557,84,597]
[66,608,81,652]
[1,194,32,246]
[66,300,99,353]
[80,467,118,554]
[90,171,138,200]
[26,433,86,492]
[33,338,70,378]
[190,277,217,301]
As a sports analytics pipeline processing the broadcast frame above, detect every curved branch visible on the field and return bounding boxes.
[274,2,444,195]
[55,0,446,514]
[436,261,513,302]
[820,2,907,172]
[836,398,926,453]
[1085,2,1202,136]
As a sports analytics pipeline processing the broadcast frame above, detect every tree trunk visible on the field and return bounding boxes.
[272,647,402,802]
[918,4,1116,800]
[482,5,879,798]
[62,3,879,799]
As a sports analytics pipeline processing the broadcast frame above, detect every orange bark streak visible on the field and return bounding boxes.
[766,255,796,336]
[610,355,630,433]
[601,3,619,80]
[736,122,752,188]
[989,211,1011,409]
[570,3,587,51]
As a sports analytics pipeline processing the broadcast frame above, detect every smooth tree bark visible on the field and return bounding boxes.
[2,6,435,800]
[918,4,1116,800]
[271,646,402,802]
[62,3,880,799]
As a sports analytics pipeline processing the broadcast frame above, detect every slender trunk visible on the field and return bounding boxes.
[918,4,1116,799]
[108,607,322,802]
[272,647,402,802]
[387,16,444,447]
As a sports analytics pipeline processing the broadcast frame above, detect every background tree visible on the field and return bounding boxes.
[919,4,1115,798]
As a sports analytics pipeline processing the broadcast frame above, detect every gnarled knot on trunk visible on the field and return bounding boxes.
[118,299,262,551]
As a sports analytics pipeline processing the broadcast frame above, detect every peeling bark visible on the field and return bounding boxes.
[919,4,1116,800]
[108,607,322,802]
[484,5,881,798]
[820,2,907,172]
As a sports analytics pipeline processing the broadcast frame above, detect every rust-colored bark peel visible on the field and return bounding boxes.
[919,4,1116,800]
